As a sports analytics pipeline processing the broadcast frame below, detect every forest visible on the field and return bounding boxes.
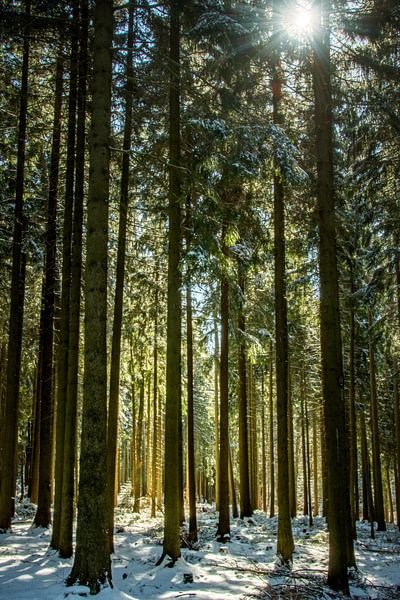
[0,0,399,598]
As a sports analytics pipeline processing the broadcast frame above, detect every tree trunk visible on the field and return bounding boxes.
[312,0,355,589]
[34,47,63,529]
[348,274,359,525]
[393,356,400,530]
[58,0,88,558]
[68,0,113,591]
[261,372,267,513]
[0,0,30,533]
[288,363,296,518]
[51,5,79,548]
[151,287,159,518]
[312,410,319,517]
[186,255,197,540]
[214,318,220,511]
[107,1,134,550]
[160,0,182,564]
[217,223,230,541]
[228,442,238,519]
[134,372,145,512]
[367,309,386,531]
[238,264,252,518]
[269,346,275,518]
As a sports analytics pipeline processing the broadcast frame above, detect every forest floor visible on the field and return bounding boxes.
[1,489,400,600]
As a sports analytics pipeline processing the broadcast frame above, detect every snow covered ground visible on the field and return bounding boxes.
[1,495,399,600]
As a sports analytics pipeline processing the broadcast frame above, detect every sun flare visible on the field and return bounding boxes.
[282,2,317,37]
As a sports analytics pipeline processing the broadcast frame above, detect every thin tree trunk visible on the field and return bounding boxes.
[368,309,386,531]
[288,362,296,517]
[58,0,88,558]
[312,410,319,517]
[151,288,158,518]
[238,264,252,518]
[261,373,267,513]
[393,356,400,530]
[186,254,197,540]
[106,0,134,552]
[214,318,220,511]
[51,6,79,548]
[217,222,230,541]
[0,0,30,532]
[228,442,238,519]
[348,274,359,525]
[269,346,275,518]
[134,372,145,512]
[34,47,64,529]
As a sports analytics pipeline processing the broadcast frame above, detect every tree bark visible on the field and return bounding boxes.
[68,0,113,591]
[160,0,182,563]
[312,0,355,590]
[367,309,386,531]
[58,0,88,558]
[217,223,230,541]
[34,46,64,528]
[238,264,252,518]
[107,0,134,552]
[51,4,79,548]
[0,0,30,532]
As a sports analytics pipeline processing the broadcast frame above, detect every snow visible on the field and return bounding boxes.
[1,496,399,600]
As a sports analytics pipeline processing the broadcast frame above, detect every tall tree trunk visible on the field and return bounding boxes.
[238,263,252,518]
[134,372,145,512]
[271,3,293,559]
[367,309,386,531]
[34,47,64,528]
[0,0,30,532]
[160,0,182,563]
[393,356,400,530]
[360,406,374,536]
[214,318,220,510]
[217,223,230,541]
[269,346,275,518]
[261,372,267,513]
[107,0,134,552]
[312,0,355,590]
[312,410,319,517]
[301,370,309,517]
[186,240,197,540]
[228,442,238,519]
[151,288,159,518]
[29,296,45,504]
[68,0,113,591]
[288,363,296,517]
[58,0,88,558]
[51,5,79,548]
[348,274,359,525]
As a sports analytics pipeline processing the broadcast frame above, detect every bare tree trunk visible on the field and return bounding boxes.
[0,0,30,532]
[68,0,113,590]
[34,46,64,529]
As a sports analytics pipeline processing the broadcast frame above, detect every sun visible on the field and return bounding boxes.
[282,2,317,38]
